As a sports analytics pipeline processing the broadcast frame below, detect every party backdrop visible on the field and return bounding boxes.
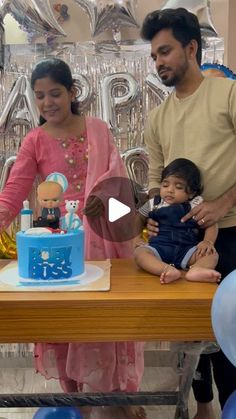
[0,0,226,358]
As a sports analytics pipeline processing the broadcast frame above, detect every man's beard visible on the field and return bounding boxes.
[159,58,189,87]
[161,73,182,87]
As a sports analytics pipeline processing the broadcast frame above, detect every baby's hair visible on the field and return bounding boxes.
[161,158,203,196]
[31,58,79,125]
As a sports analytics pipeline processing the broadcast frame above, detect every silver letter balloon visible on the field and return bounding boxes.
[0,0,66,38]
[99,72,140,133]
[74,0,139,37]
[161,0,218,37]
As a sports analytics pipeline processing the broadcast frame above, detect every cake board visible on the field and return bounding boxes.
[0,260,111,292]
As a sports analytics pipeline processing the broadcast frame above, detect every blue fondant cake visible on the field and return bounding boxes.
[16,230,84,283]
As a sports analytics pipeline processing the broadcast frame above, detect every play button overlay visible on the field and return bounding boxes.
[85,176,145,242]
[108,197,131,222]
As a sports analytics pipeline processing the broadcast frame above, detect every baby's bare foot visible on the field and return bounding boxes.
[160,265,181,284]
[186,266,221,283]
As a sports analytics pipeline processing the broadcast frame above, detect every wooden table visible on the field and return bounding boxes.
[0,258,217,343]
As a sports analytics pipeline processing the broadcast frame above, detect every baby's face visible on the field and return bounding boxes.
[38,196,60,209]
[38,184,62,209]
[160,175,192,204]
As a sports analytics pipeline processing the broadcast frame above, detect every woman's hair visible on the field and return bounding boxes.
[161,158,203,196]
[141,8,202,66]
[31,57,79,125]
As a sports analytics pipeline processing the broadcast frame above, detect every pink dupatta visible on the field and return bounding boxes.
[83,116,133,260]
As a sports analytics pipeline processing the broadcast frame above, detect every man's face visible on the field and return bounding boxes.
[151,29,190,87]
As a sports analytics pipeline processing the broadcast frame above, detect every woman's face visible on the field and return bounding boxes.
[33,76,75,125]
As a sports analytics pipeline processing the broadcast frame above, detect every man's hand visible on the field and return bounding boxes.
[181,198,230,228]
[83,196,104,217]
[146,218,159,237]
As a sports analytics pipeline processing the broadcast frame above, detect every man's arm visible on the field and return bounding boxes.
[181,184,236,227]
[220,183,236,210]
[144,111,164,192]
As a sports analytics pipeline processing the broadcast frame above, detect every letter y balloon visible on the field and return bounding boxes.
[74,0,139,37]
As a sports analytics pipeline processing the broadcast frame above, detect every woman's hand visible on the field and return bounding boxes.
[146,218,159,237]
[181,198,230,228]
[83,196,104,217]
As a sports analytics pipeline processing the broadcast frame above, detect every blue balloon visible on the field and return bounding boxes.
[222,390,236,419]
[33,407,83,419]
[201,63,236,79]
[211,269,236,367]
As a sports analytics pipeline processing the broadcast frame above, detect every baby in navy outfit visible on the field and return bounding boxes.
[135,158,221,284]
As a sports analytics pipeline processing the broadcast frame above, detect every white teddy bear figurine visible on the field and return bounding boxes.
[61,200,82,231]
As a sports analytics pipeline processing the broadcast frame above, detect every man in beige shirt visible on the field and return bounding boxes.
[141,7,236,419]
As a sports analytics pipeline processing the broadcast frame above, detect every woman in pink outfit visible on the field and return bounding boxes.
[0,58,145,419]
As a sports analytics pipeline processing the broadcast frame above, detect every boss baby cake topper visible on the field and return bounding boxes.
[35,172,68,230]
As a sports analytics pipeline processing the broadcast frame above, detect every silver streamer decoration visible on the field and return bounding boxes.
[0,38,224,155]
[0,75,39,133]
[0,343,33,359]
[74,0,139,37]
[0,18,4,71]
[161,0,218,37]
[146,73,173,103]
[99,72,140,133]
[0,0,66,38]
[73,73,94,112]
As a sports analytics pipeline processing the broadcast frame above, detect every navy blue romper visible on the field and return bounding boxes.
[148,196,201,269]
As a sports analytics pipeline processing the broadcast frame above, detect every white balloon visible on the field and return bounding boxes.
[74,0,139,37]
[161,0,218,37]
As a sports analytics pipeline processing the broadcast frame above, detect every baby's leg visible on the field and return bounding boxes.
[185,252,221,283]
[134,247,181,284]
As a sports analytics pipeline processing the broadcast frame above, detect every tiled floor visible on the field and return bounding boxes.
[0,347,221,419]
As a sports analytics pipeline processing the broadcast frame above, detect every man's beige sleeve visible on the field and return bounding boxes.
[144,109,164,191]
[229,81,236,131]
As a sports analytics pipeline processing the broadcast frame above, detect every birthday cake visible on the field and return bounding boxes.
[16,229,84,283]
[16,172,85,284]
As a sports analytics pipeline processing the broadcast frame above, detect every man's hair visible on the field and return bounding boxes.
[141,8,202,66]
[161,158,203,196]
